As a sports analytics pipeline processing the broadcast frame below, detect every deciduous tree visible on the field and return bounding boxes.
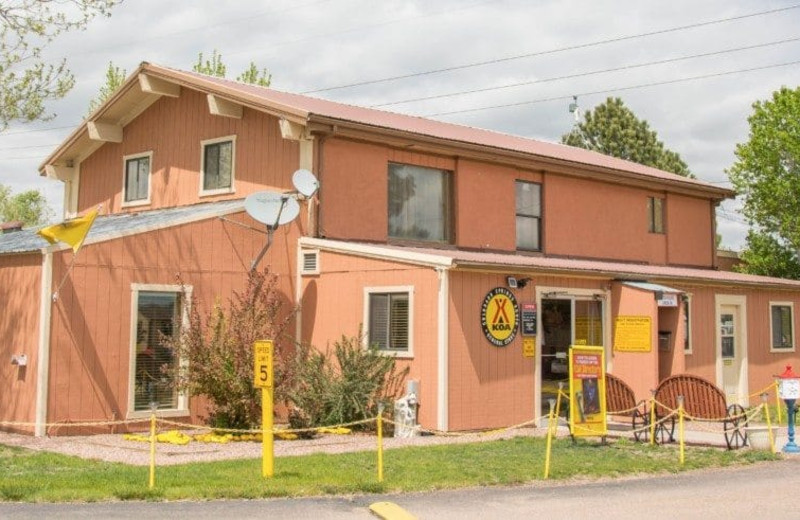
[0,183,53,226]
[87,61,126,114]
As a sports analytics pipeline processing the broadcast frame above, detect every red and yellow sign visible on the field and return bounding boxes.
[480,287,519,347]
[568,345,607,437]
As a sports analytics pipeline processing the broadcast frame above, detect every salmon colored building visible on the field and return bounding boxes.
[2,62,799,435]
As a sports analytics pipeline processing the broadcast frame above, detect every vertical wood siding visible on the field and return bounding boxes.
[0,253,42,432]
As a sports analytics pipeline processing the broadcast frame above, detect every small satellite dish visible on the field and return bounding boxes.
[292,169,320,198]
[245,191,300,227]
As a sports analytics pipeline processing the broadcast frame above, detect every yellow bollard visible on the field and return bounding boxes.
[149,412,156,489]
[763,394,775,453]
[774,380,782,425]
[262,385,274,478]
[649,393,656,446]
[677,395,685,465]
[555,382,564,423]
[543,399,556,479]
[377,403,384,482]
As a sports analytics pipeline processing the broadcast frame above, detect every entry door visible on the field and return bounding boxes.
[719,304,744,404]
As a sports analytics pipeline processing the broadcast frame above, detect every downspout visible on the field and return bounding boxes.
[35,251,54,437]
[436,266,450,431]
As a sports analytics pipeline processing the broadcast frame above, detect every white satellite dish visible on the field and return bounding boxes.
[292,169,320,198]
[245,191,300,227]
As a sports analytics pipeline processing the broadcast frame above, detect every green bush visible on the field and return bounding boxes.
[286,332,409,435]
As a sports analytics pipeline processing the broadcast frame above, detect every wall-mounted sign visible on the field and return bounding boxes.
[568,345,607,437]
[521,303,537,336]
[480,287,519,347]
[657,293,678,307]
[613,316,652,352]
[523,338,536,358]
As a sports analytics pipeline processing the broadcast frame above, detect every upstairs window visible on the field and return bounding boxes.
[647,197,665,233]
[201,136,235,195]
[388,163,452,243]
[516,181,541,251]
[770,303,794,351]
[123,152,151,206]
[366,287,413,356]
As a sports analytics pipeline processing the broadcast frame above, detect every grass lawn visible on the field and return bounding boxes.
[0,436,777,503]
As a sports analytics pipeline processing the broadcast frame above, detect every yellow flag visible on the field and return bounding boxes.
[37,208,99,253]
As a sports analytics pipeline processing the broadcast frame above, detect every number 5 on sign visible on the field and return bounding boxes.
[254,340,273,388]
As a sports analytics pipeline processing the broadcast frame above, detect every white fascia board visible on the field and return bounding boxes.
[298,237,454,268]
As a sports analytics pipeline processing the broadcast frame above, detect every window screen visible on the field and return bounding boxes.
[133,291,180,411]
[203,140,233,191]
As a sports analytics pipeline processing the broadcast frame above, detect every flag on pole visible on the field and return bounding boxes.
[37,207,99,253]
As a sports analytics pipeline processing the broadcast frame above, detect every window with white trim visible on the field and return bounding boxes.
[201,135,235,194]
[130,285,188,414]
[123,152,151,205]
[365,287,413,356]
[770,302,794,351]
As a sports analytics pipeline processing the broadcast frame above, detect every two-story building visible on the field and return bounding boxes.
[2,62,799,435]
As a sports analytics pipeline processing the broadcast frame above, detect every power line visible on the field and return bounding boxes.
[372,37,800,108]
[426,60,800,117]
[303,4,800,94]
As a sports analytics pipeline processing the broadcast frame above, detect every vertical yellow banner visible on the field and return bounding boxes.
[568,345,607,437]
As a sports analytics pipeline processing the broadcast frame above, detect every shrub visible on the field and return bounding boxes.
[286,332,409,435]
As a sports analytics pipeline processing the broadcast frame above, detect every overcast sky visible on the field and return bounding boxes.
[2,0,799,250]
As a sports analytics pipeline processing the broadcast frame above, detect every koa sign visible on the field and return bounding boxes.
[480,287,520,347]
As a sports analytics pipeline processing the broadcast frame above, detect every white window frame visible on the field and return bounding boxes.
[769,301,795,353]
[199,135,236,197]
[363,285,414,359]
[127,283,192,419]
[121,151,153,208]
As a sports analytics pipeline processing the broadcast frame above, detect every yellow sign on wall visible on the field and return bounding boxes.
[253,340,274,388]
[568,345,607,437]
[613,316,652,352]
[523,337,536,358]
[480,287,520,347]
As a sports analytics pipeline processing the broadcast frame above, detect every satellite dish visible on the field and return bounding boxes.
[292,169,320,198]
[245,191,300,227]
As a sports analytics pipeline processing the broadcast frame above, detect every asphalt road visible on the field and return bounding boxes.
[3,458,800,519]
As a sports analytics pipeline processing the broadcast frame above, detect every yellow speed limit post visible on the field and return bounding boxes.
[254,340,274,477]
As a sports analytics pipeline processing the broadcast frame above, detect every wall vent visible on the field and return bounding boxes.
[301,250,319,275]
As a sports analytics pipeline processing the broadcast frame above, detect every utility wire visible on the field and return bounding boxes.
[426,60,800,117]
[303,3,800,94]
[372,37,800,107]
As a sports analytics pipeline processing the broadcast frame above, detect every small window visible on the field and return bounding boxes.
[770,303,794,351]
[123,152,151,206]
[365,287,413,357]
[647,197,665,233]
[516,181,541,251]
[388,163,452,243]
[683,297,692,353]
[201,136,235,195]
[129,285,189,417]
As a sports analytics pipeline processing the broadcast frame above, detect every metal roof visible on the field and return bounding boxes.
[0,199,245,255]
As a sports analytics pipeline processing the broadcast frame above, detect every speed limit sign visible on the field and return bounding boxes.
[253,340,273,388]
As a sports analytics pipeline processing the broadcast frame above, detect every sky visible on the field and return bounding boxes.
[2,0,799,251]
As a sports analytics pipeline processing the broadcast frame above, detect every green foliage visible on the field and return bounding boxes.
[87,61,126,114]
[236,62,271,87]
[193,49,227,78]
[0,0,121,130]
[0,183,53,225]
[169,269,294,429]
[286,332,409,434]
[728,87,800,279]
[562,97,693,177]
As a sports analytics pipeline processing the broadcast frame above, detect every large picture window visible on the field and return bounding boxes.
[516,180,541,251]
[201,136,235,194]
[130,286,188,415]
[770,303,794,351]
[366,287,413,356]
[388,163,452,242]
[123,152,151,205]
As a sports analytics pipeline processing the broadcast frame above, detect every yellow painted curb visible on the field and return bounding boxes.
[369,501,417,520]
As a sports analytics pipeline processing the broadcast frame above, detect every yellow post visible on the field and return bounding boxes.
[649,392,656,446]
[262,385,274,478]
[677,395,685,465]
[149,412,156,489]
[554,382,564,425]
[543,399,556,479]
[774,380,783,425]
[763,393,775,453]
[377,403,384,482]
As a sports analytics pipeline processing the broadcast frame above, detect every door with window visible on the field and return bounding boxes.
[717,297,747,405]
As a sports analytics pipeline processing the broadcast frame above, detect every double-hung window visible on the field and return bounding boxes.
[123,152,151,206]
[129,284,190,416]
[365,287,413,357]
[647,197,665,233]
[516,181,541,251]
[388,163,452,243]
[201,135,235,195]
[770,302,795,351]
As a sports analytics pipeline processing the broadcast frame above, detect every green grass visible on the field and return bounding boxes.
[0,436,777,503]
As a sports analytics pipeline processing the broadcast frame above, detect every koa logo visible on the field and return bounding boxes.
[480,287,520,347]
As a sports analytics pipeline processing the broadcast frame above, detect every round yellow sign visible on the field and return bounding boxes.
[480,287,519,347]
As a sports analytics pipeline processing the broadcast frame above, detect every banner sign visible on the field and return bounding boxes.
[480,287,519,347]
[613,316,652,352]
[568,345,607,437]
